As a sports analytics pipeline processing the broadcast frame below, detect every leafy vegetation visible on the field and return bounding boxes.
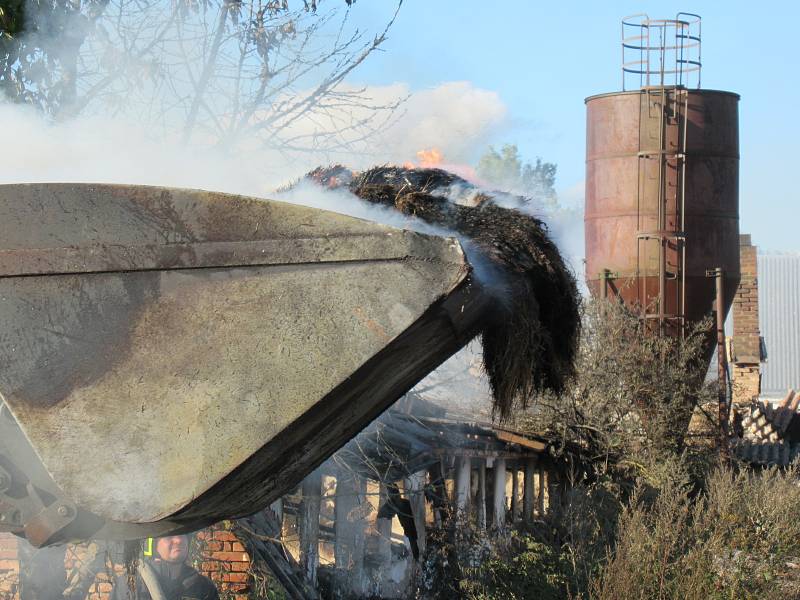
[476,144,558,210]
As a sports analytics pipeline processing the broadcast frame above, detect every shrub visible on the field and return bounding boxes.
[520,298,716,473]
[592,465,800,600]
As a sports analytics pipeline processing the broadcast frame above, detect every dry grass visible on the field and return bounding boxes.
[592,465,800,600]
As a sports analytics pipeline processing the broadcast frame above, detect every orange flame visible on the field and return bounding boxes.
[402,147,486,186]
[416,148,443,167]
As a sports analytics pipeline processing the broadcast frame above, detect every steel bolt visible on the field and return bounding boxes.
[57,505,71,517]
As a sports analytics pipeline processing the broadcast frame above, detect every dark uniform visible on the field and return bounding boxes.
[110,560,219,600]
[377,484,419,560]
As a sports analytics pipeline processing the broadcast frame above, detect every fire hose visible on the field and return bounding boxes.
[138,561,167,600]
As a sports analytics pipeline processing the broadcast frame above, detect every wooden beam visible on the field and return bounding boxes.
[334,471,367,596]
[234,511,320,600]
[477,460,487,530]
[494,430,548,451]
[548,470,560,513]
[299,470,322,586]
[375,483,393,592]
[270,498,284,531]
[405,472,428,556]
[454,456,471,516]
[432,448,542,460]
[522,457,537,523]
[510,469,520,522]
[537,466,546,516]
[428,461,449,527]
[492,458,507,528]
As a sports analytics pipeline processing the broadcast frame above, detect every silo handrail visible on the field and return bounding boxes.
[621,12,702,90]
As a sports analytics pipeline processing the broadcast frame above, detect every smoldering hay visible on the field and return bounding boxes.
[301,165,581,419]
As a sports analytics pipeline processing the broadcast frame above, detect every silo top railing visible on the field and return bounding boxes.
[622,12,701,90]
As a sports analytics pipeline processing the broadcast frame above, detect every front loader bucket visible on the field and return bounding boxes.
[0,183,487,546]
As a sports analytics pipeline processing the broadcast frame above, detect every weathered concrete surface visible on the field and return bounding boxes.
[0,184,487,542]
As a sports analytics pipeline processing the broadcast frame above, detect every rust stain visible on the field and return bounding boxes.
[352,306,389,341]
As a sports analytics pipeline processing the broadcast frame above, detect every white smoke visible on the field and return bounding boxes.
[274,178,448,237]
[420,178,586,290]
[0,80,507,194]
[0,104,288,195]
[366,81,507,166]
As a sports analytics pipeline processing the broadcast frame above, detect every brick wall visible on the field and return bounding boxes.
[732,234,762,404]
[74,543,122,600]
[84,571,116,600]
[195,524,251,599]
[0,533,19,599]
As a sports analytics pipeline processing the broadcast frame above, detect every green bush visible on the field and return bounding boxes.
[460,535,568,600]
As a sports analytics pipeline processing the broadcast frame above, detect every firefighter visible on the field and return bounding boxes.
[110,534,219,600]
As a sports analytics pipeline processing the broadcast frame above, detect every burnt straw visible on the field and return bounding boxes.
[304,165,580,419]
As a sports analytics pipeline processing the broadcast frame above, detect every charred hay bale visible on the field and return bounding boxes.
[350,165,461,194]
[302,166,580,419]
[305,165,355,188]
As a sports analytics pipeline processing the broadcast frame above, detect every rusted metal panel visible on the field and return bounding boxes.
[585,89,740,338]
[0,183,489,543]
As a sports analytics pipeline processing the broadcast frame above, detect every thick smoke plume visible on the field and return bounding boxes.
[0,78,507,193]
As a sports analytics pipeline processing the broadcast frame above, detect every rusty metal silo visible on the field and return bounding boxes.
[585,13,740,356]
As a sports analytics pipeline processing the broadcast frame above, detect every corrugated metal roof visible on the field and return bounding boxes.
[759,253,800,397]
[732,439,799,465]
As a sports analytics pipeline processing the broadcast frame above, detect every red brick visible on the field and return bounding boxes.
[209,531,238,542]
[202,541,224,551]
[210,551,249,562]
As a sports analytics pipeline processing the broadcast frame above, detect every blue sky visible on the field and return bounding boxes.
[341,1,799,252]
